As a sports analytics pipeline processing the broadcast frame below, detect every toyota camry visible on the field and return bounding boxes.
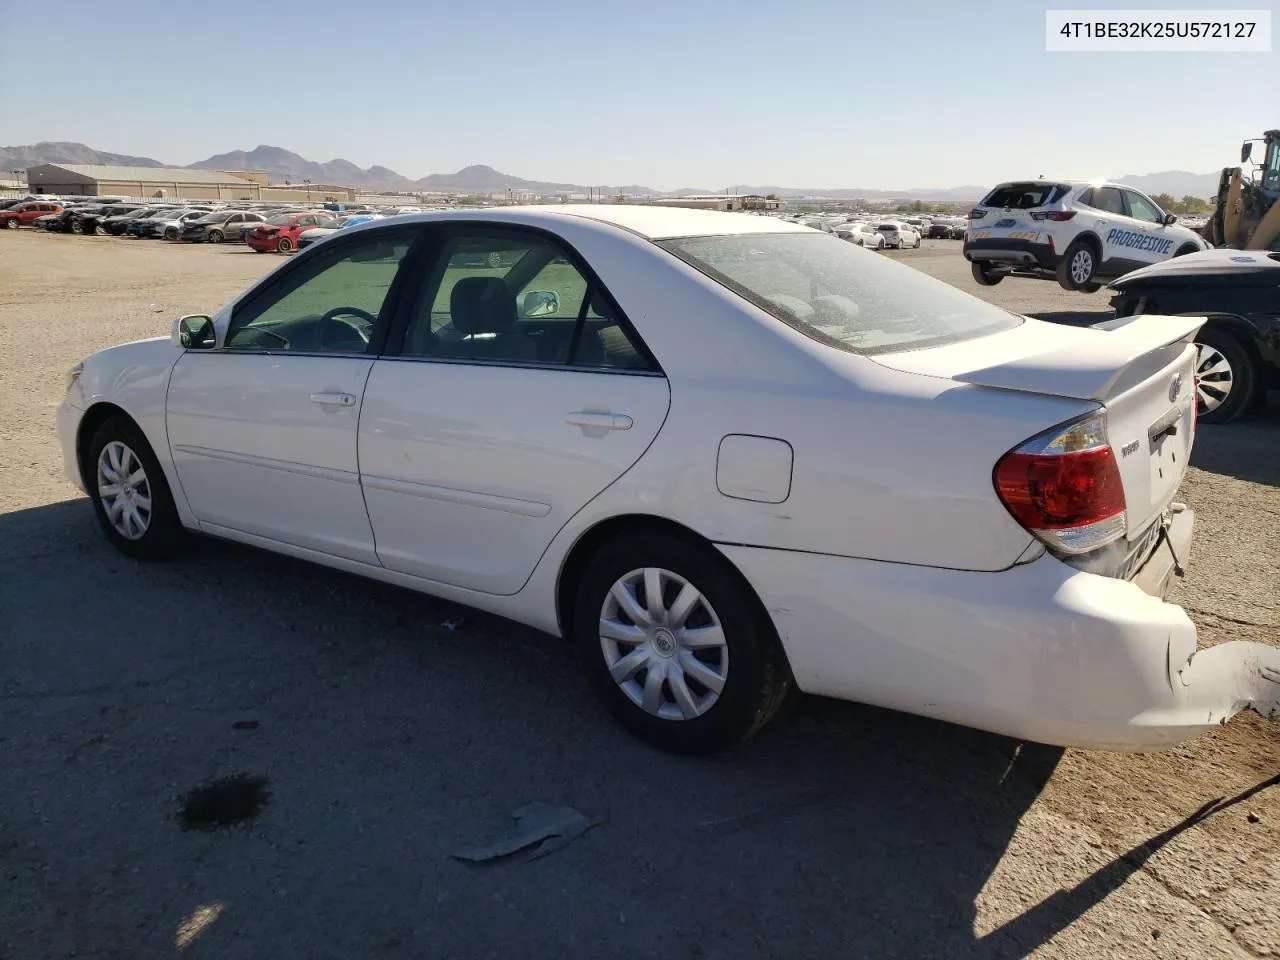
[57,206,1279,754]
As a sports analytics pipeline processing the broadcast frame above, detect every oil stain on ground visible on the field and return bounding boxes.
[178,774,270,830]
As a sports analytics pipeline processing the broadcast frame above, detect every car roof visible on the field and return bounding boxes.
[353,204,814,240]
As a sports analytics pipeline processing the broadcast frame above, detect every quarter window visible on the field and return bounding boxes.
[226,228,417,354]
[1089,187,1126,215]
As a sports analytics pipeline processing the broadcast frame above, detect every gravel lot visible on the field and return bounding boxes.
[2,231,1277,960]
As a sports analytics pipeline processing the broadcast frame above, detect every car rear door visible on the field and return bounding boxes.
[358,224,671,595]
[165,225,423,563]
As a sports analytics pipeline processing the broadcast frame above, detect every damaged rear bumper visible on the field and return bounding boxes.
[719,512,1280,751]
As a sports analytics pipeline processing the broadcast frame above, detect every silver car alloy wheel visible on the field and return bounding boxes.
[599,567,729,721]
[1070,249,1093,285]
[1195,342,1234,413]
[97,440,152,540]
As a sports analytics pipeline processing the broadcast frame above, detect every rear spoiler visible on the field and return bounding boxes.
[952,314,1206,402]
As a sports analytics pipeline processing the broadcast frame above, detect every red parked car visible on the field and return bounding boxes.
[244,211,328,253]
[1,200,64,228]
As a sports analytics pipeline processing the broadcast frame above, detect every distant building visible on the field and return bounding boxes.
[25,163,261,199]
[641,194,781,211]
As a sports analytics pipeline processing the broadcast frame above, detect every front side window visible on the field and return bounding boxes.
[226,228,418,354]
[399,229,650,369]
[659,232,1020,355]
[1124,191,1164,224]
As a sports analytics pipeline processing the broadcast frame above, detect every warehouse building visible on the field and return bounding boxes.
[25,164,262,200]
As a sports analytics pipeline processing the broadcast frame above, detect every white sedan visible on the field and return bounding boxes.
[56,206,1279,754]
[834,222,886,249]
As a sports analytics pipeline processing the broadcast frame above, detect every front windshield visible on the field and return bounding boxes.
[316,218,342,229]
[658,232,1021,355]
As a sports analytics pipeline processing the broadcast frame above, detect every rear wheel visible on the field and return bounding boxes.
[573,532,792,754]
[94,224,106,236]
[277,236,293,253]
[70,219,85,235]
[971,261,1004,286]
[5,218,18,229]
[913,236,921,248]
[86,416,187,560]
[164,227,179,241]
[1057,240,1097,291]
[1194,328,1256,424]
[206,229,224,244]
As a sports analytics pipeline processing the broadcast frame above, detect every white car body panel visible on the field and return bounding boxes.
[358,360,671,593]
[55,205,1279,751]
[166,352,379,564]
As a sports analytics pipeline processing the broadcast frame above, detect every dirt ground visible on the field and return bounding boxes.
[1,230,1277,960]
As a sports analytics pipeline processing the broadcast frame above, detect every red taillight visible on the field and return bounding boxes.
[994,413,1126,554]
[1030,210,1076,221]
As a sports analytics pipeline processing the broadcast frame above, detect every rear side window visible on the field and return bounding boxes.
[981,183,1068,209]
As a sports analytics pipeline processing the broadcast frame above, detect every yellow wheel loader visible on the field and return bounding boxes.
[1205,129,1280,251]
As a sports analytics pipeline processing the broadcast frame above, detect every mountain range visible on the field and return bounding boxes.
[0,141,1223,201]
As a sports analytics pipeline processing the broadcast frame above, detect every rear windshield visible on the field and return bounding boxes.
[981,182,1068,209]
[658,233,1021,355]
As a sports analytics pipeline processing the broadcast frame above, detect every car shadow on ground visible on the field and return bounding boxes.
[0,499,1256,957]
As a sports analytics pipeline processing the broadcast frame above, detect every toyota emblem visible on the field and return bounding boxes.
[1169,374,1182,403]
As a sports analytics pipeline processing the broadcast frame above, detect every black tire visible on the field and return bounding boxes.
[164,227,179,241]
[85,416,187,560]
[1056,240,1098,291]
[1174,243,1199,258]
[572,532,793,754]
[206,229,224,244]
[5,218,18,229]
[70,219,85,234]
[277,236,293,253]
[913,236,921,249]
[1079,282,1102,294]
[94,224,107,236]
[1194,327,1257,424]
[971,261,1003,286]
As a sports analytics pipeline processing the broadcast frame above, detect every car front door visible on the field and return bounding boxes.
[1118,189,1179,267]
[357,225,671,595]
[165,225,422,563]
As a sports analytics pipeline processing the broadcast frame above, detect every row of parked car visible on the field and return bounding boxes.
[0,197,429,253]
[782,212,968,249]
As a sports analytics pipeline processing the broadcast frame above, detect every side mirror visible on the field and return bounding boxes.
[172,314,215,349]
[519,290,560,318]
[1163,213,1178,226]
[1241,141,1253,164]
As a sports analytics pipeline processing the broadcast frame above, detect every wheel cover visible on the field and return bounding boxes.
[599,567,729,721]
[1195,343,1234,413]
[1070,249,1093,284]
[96,441,152,540]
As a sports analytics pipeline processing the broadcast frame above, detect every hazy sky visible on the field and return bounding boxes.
[3,0,1274,189]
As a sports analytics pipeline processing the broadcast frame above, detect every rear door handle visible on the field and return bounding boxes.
[310,392,356,407]
[566,411,633,430]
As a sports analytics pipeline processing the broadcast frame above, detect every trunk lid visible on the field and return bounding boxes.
[967,181,1062,246]
[872,314,1204,539]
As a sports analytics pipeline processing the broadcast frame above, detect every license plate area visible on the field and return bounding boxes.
[1148,402,1194,505]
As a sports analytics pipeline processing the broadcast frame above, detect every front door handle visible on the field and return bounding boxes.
[566,411,633,430]
[310,392,356,407]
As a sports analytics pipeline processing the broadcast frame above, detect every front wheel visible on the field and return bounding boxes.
[206,229,224,244]
[1056,240,1098,291]
[1194,328,1257,424]
[94,224,106,236]
[164,227,179,241]
[971,261,1004,286]
[913,236,921,248]
[86,416,187,560]
[573,533,792,754]
[1174,243,1200,258]
[70,219,85,234]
